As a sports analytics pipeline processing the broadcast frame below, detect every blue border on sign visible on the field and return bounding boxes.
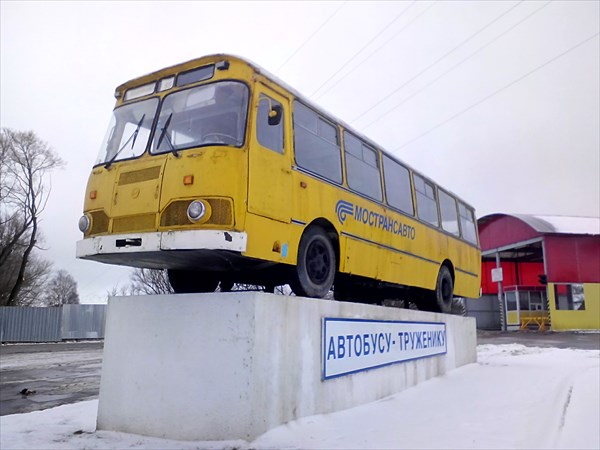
[322,317,447,381]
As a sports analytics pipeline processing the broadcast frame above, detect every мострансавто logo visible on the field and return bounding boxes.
[335,200,354,225]
[335,200,416,240]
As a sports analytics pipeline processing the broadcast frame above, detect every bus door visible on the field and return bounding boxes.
[247,84,292,223]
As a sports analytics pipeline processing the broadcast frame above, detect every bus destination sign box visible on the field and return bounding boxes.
[322,318,447,380]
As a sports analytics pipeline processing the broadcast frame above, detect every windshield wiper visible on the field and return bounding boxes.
[156,113,179,157]
[104,114,146,169]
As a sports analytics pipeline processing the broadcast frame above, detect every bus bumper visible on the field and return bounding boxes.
[76,230,248,268]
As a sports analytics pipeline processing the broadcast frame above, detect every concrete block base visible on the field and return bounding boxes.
[97,293,476,441]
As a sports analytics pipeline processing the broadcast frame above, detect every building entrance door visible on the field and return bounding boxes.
[505,290,520,330]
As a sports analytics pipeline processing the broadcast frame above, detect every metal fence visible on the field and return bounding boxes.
[0,304,107,342]
[465,295,501,330]
[1,297,503,341]
[61,304,107,339]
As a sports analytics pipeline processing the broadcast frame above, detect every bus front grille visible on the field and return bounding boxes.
[160,198,233,227]
[206,198,233,226]
[112,214,157,233]
[89,210,110,236]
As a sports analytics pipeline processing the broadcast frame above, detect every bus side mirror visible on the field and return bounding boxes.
[268,105,282,126]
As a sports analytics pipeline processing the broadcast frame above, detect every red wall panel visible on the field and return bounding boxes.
[481,261,545,294]
[478,216,540,251]
[545,235,600,283]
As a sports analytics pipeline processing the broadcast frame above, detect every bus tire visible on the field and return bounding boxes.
[167,269,219,294]
[433,265,454,313]
[291,226,336,298]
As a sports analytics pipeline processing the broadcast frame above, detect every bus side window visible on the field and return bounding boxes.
[382,155,414,216]
[414,174,439,227]
[459,202,478,244]
[439,189,460,236]
[256,94,284,154]
[344,131,382,201]
[293,101,342,184]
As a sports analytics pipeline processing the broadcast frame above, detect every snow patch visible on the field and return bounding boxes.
[1,344,598,449]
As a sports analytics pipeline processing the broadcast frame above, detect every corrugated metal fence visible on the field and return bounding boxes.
[0,304,107,342]
[61,304,107,339]
[465,295,501,330]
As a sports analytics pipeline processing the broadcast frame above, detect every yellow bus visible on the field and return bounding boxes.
[76,54,481,312]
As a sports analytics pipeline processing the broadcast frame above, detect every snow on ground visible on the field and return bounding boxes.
[1,344,598,450]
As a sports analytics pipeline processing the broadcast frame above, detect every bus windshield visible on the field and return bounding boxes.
[152,81,249,153]
[95,98,158,166]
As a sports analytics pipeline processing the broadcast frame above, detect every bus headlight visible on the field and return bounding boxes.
[187,200,208,223]
[78,214,91,233]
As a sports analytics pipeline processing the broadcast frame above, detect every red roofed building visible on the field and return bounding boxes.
[474,214,599,331]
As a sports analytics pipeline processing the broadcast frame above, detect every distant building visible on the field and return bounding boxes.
[469,214,599,331]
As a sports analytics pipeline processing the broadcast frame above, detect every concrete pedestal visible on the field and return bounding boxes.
[97,293,476,441]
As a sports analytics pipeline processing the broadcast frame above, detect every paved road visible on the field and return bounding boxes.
[477,330,600,350]
[0,342,103,416]
[0,331,598,416]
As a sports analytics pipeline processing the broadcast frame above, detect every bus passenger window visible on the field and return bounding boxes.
[459,202,478,244]
[293,101,342,184]
[439,190,460,235]
[414,174,439,227]
[344,132,382,201]
[256,94,284,153]
[382,155,414,215]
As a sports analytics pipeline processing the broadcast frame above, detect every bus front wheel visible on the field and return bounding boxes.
[167,269,219,294]
[291,227,336,298]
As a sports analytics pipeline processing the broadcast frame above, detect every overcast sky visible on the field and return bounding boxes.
[1,1,598,304]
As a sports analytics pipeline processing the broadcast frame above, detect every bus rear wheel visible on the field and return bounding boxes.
[291,227,336,298]
[167,269,219,294]
[430,266,454,313]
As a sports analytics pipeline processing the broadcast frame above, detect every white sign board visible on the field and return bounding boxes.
[322,318,447,380]
[491,268,503,283]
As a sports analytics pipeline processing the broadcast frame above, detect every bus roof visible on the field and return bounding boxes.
[118,53,476,212]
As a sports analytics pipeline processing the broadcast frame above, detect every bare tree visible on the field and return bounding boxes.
[0,212,53,306]
[0,249,53,306]
[105,284,132,300]
[43,269,80,306]
[118,268,291,297]
[0,133,10,207]
[0,128,64,305]
[128,268,174,295]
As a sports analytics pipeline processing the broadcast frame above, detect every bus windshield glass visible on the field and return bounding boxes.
[152,81,249,153]
[95,98,159,166]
